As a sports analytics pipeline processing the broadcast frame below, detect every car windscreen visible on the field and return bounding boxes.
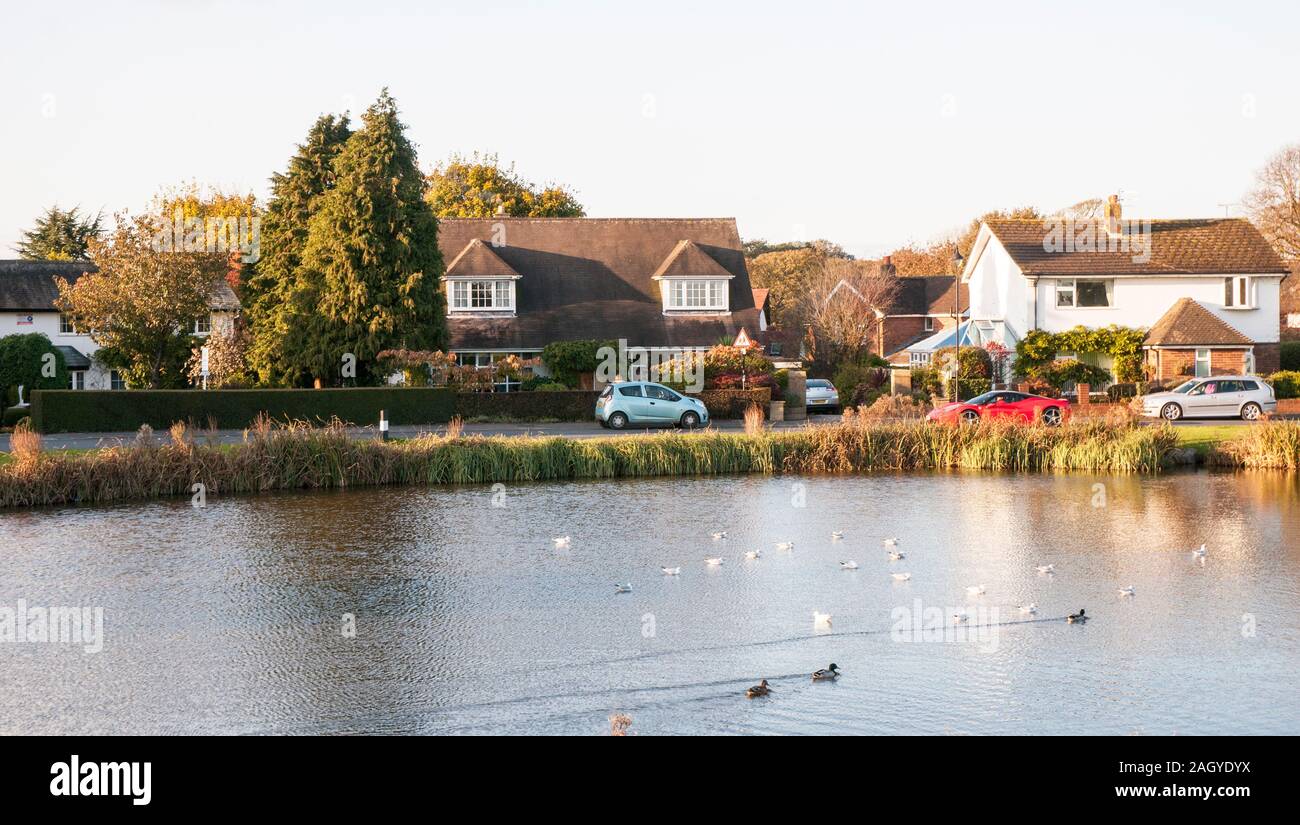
[967,392,998,405]
[1171,380,1198,394]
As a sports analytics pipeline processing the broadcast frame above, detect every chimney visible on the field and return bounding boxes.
[879,255,897,278]
[1104,193,1122,235]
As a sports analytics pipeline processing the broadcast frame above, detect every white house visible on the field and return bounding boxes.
[955,201,1289,382]
[0,259,240,390]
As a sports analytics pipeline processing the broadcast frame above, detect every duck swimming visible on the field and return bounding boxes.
[891,572,912,581]
[745,550,761,560]
[813,611,833,627]
[882,537,899,547]
[1036,564,1055,574]
[812,663,841,681]
[831,531,844,540]
[661,566,681,576]
[888,551,905,561]
[746,679,772,698]
[1118,586,1136,597]
[1067,608,1087,623]
[710,531,728,540]
[839,560,858,570]
[553,536,571,548]
[615,583,632,594]
[966,585,986,596]
[1192,544,1207,559]
[704,557,723,566]
[775,541,795,551]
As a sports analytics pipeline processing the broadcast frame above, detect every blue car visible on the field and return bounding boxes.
[596,381,709,430]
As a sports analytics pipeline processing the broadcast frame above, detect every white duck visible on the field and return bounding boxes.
[966,585,986,596]
[1036,564,1056,574]
[615,583,632,594]
[775,542,795,551]
[710,531,727,540]
[1192,544,1207,559]
[882,538,899,548]
[1118,586,1136,597]
[952,611,969,624]
[553,536,571,548]
[661,567,681,576]
[1018,603,1039,615]
[891,572,912,582]
[888,551,905,561]
[705,557,724,567]
[831,531,844,541]
[839,560,858,570]
[745,550,761,560]
[813,611,833,628]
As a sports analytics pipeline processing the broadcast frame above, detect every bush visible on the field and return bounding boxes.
[833,362,887,400]
[532,382,569,392]
[453,390,597,421]
[540,339,616,387]
[911,367,943,399]
[1267,371,1300,399]
[3,406,31,427]
[1281,342,1300,371]
[0,333,68,404]
[1107,383,1138,402]
[946,377,992,401]
[1028,358,1112,390]
[688,388,771,418]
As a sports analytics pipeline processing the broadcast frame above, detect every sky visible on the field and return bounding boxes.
[2,0,1299,259]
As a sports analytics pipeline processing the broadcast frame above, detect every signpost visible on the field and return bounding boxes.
[734,327,753,390]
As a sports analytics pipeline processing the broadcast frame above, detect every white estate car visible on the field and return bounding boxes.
[1139,375,1277,421]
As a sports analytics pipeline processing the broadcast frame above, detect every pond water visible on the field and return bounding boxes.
[2,470,1298,735]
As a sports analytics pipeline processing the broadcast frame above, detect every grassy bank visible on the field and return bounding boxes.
[0,417,1182,508]
[1211,420,1300,469]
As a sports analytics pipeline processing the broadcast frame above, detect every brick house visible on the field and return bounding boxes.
[877,262,968,366]
[1143,297,1256,381]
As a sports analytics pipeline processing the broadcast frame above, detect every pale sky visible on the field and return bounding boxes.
[2,0,1298,259]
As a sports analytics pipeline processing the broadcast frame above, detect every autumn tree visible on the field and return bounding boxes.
[426,152,584,217]
[796,258,900,366]
[54,212,226,388]
[152,183,261,289]
[186,323,250,388]
[1245,142,1300,261]
[297,90,446,385]
[17,205,103,260]
[243,114,352,385]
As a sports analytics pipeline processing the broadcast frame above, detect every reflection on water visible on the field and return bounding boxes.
[2,470,1298,735]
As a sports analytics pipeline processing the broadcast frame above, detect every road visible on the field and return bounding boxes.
[0,413,1271,453]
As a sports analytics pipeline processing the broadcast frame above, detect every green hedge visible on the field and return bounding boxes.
[1281,342,1300,372]
[31,388,458,433]
[1267,371,1300,399]
[689,388,771,418]
[453,391,598,421]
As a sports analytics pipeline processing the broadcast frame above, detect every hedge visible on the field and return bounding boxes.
[31,388,458,433]
[453,390,598,421]
[1282,342,1300,372]
[688,388,771,418]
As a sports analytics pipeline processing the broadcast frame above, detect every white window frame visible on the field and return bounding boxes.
[69,370,86,390]
[193,314,212,335]
[1054,278,1113,309]
[910,351,930,366]
[59,313,77,335]
[110,370,127,390]
[667,279,726,310]
[1195,348,1211,378]
[450,279,513,311]
[923,317,935,332]
[1224,276,1254,309]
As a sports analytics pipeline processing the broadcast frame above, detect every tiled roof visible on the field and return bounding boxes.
[983,218,1288,276]
[0,259,240,312]
[436,219,761,350]
[887,274,968,316]
[444,239,521,280]
[1143,298,1253,346]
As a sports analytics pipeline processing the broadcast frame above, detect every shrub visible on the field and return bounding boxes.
[849,393,930,421]
[3,406,31,427]
[688,388,771,418]
[1028,358,1111,390]
[0,333,68,403]
[1281,342,1300,371]
[910,367,943,399]
[1267,371,1300,399]
[946,377,991,400]
[541,339,616,387]
[1107,383,1138,402]
[833,362,887,400]
[532,382,569,392]
[453,390,597,421]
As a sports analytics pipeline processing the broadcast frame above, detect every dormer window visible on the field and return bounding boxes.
[668,280,726,310]
[452,280,513,311]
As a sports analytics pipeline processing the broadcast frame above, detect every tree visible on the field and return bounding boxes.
[17,206,103,260]
[186,324,250,388]
[244,114,352,385]
[152,182,261,291]
[54,212,226,388]
[888,242,958,275]
[742,238,851,259]
[296,90,446,385]
[1245,142,1300,261]
[426,152,584,217]
[747,246,826,326]
[797,258,900,367]
[0,333,68,404]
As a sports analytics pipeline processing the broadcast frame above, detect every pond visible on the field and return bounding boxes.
[2,470,1298,735]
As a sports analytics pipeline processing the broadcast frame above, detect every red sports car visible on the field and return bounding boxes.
[926,390,1071,426]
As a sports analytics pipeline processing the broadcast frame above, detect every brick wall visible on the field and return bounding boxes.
[1145,348,1250,382]
[1254,342,1280,375]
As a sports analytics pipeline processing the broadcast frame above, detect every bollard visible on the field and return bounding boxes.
[379,410,389,442]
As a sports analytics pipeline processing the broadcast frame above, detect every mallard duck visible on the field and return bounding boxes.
[891,572,911,581]
[744,549,761,560]
[1067,608,1087,623]
[746,679,772,698]
[660,566,680,576]
[704,557,723,566]
[888,551,905,561]
[966,585,986,596]
[813,611,832,627]
[812,663,841,681]
[1118,586,1136,597]
[882,537,899,547]
[553,536,571,548]
[775,541,794,551]
[839,560,858,570]
[1192,544,1207,559]
[615,583,632,594]
[710,531,727,540]
[1018,603,1039,615]
[1036,564,1055,574]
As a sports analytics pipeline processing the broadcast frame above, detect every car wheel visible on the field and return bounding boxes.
[1041,406,1063,426]
[680,411,700,429]
[1241,402,1262,421]
[959,409,980,424]
[608,412,629,430]
[1160,403,1182,421]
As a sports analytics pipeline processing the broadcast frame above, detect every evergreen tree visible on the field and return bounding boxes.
[244,114,352,385]
[297,90,446,385]
[17,205,103,260]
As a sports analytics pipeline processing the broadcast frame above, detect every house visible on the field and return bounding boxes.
[0,259,240,390]
[957,201,1289,382]
[435,218,765,382]
[877,259,969,367]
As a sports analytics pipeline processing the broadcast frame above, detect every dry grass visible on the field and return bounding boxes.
[1212,420,1300,469]
[443,415,464,440]
[0,417,1183,508]
[846,394,932,422]
[609,714,633,736]
[9,421,42,464]
[743,403,765,435]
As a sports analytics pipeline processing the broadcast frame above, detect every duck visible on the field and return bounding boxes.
[1067,608,1088,623]
[704,557,723,567]
[839,560,859,570]
[952,611,969,624]
[812,663,841,681]
[1018,603,1039,615]
[813,611,833,628]
[710,531,728,540]
[660,566,681,576]
[775,541,795,551]
[1192,544,1207,559]
[831,531,844,541]
[891,572,912,581]
[882,537,899,548]
[553,536,571,548]
[1118,586,1136,597]
[966,585,986,596]
[746,679,772,698]
[888,551,905,561]
[614,583,632,594]
[744,550,761,560]
[1036,564,1056,574]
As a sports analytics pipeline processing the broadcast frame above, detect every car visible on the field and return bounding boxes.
[595,381,709,430]
[806,379,840,413]
[1138,375,1276,421]
[927,390,1070,426]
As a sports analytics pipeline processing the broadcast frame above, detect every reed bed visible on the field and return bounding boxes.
[1212,420,1300,469]
[0,417,1182,508]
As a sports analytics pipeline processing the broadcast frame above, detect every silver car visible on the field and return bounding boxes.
[805,379,840,413]
[1140,375,1276,421]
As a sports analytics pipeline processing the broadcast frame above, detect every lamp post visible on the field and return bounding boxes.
[951,248,965,402]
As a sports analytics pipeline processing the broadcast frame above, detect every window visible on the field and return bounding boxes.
[1055,278,1112,308]
[910,351,930,366]
[451,280,512,311]
[1241,380,1259,391]
[645,385,680,402]
[617,385,643,397]
[193,315,211,335]
[769,342,783,356]
[667,280,725,310]
[924,317,935,332]
[110,370,127,390]
[1195,348,1211,378]
[1224,276,1252,309]
[69,371,86,390]
[59,314,76,334]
